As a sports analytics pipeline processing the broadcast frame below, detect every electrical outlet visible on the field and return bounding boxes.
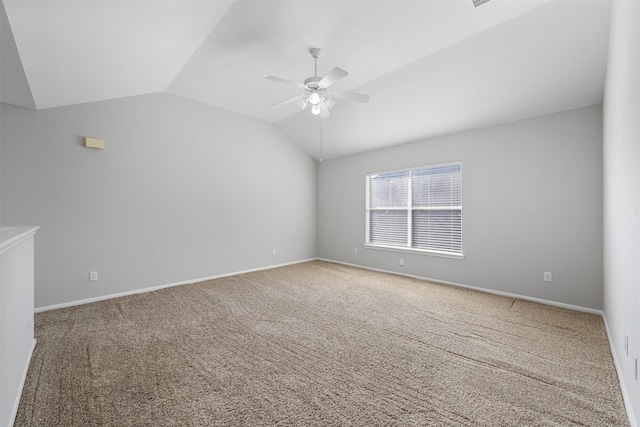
[543,272,552,282]
[399,257,405,266]
[89,271,98,281]
[26,314,31,328]
[634,355,638,381]
[272,248,276,255]
[354,247,358,254]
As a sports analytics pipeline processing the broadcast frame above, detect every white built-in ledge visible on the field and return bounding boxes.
[0,226,39,254]
[1,226,39,427]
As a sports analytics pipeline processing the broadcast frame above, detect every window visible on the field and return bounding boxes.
[366,162,462,257]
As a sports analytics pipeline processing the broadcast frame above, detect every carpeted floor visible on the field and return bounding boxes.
[15,261,629,426]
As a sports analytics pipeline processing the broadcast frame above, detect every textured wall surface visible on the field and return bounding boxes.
[1,93,317,308]
[319,105,604,310]
[603,1,640,425]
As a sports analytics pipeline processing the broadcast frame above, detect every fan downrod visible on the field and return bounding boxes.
[306,47,323,87]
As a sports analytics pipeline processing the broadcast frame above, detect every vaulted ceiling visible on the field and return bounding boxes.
[0,0,611,160]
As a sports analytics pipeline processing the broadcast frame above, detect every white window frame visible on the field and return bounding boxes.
[365,161,463,260]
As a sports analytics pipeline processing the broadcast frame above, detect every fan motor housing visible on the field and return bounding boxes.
[304,76,322,89]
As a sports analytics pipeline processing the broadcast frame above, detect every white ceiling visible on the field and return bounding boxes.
[0,0,611,160]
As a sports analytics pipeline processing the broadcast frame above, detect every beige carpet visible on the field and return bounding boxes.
[16,261,629,426]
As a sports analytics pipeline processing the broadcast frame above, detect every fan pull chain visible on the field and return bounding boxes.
[319,118,323,163]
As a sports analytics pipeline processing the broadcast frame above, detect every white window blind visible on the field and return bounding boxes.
[366,162,462,256]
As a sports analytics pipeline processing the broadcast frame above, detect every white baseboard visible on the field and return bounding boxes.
[36,257,599,315]
[9,338,36,427]
[35,258,318,313]
[602,315,638,427]
[319,258,602,314]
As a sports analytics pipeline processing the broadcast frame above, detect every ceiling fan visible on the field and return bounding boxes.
[266,48,370,118]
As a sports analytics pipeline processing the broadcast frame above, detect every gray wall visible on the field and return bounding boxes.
[318,104,603,310]
[1,93,317,309]
[603,0,640,425]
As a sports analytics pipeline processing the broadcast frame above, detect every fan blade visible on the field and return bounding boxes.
[271,94,305,108]
[329,90,370,103]
[318,67,348,89]
[266,76,307,90]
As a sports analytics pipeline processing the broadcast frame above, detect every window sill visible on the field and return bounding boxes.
[364,244,465,260]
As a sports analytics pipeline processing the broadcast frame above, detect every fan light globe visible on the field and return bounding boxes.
[311,104,321,115]
[308,92,321,105]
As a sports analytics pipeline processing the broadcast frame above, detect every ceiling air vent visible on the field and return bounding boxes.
[472,0,490,7]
